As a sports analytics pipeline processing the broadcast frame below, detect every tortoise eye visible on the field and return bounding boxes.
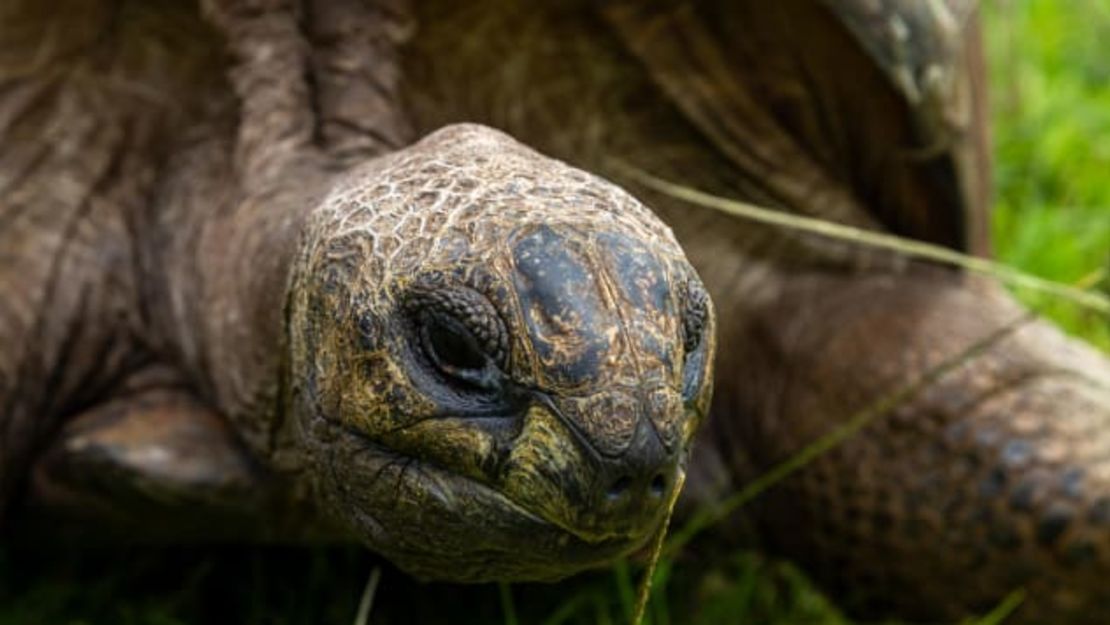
[422,316,488,374]
[405,283,508,389]
[682,280,710,356]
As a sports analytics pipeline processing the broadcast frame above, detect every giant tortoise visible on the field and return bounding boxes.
[1,0,1109,623]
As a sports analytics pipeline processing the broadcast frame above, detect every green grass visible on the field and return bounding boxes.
[987,0,1110,351]
[2,2,1107,624]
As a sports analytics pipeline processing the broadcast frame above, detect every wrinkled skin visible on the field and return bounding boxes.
[2,0,1110,624]
[288,127,714,580]
[0,0,714,584]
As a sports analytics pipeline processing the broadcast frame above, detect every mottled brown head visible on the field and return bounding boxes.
[288,124,714,581]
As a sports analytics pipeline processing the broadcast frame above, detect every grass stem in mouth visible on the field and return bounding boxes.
[632,469,686,625]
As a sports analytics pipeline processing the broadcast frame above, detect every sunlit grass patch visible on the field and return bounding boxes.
[987,0,1110,351]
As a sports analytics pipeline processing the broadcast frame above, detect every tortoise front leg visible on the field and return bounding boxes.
[157,0,416,450]
[23,379,332,543]
[199,0,317,192]
[703,264,1110,623]
[305,0,414,160]
[200,0,414,177]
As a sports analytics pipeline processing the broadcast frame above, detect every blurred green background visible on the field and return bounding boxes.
[2,1,1107,624]
[988,0,1110,351]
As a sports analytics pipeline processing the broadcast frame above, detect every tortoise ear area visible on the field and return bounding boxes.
[679,275,713,404]
[681,278,710,357]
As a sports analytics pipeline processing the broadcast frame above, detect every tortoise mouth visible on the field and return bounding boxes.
[317,417,654,582]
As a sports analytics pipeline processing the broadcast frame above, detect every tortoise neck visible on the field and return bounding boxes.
[150,137,332,450]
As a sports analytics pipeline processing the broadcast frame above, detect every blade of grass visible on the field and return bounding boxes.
[631,470,686,625]
[499,582,519,625]
[666,308,1037,554]
[648,559,672,625]
[613,559,636,622]
[609,161,1110,316]
[352,567,381,625]
[967,589,1026,625]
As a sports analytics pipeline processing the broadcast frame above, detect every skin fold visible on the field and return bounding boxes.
[3,0,715,586]
[1,0,1109,623]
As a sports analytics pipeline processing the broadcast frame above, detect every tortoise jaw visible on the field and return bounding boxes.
[328,391,690,542]
[315,414,659,582]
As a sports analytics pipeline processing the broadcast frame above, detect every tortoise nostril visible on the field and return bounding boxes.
[650,473,667,497]
[607,476,633,501]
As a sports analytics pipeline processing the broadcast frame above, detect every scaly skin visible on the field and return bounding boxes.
[403,1,1110,622]
[3,0,715,585]
[0,0,224,519]
[284,124,715,581]
[3,0,1110,623]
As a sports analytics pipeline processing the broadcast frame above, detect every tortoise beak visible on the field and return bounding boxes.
[580,414,681,534]
[498,392,688,544]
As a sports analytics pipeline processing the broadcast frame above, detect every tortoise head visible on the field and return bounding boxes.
[288,124,714,581]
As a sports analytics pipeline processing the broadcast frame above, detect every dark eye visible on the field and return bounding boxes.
[682,280,710,356]
[423,316,488,373]
[405,284,508,389]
